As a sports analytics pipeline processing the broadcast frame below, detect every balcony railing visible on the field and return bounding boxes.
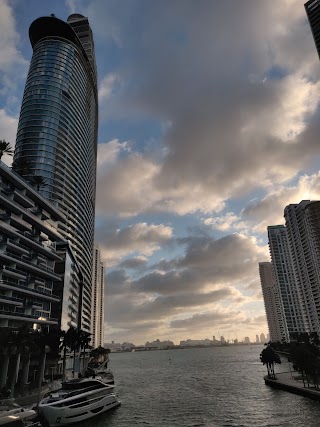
[0,252,60,280]
[0,310,58,323]
[3,266,27,278]
[0,281,60,301]
[0,294,24,304]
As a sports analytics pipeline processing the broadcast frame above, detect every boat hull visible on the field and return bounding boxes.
[39,393,120,427]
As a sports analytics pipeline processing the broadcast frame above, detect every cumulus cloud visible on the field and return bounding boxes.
[95,222,173,265]
[0,0,28,104]
[205,172,320,235]
[91,0,320,221]
[97,139,131,168]
[63,0,317,342]
[0,109,18,165]
[118,255,148,270]
[103,232,267,342]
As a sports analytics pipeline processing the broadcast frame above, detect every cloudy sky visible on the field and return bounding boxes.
[1,0,320,345]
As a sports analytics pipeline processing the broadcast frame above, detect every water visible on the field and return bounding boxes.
[82,345,320,426]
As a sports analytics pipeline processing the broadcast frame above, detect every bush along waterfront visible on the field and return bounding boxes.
[263,332,320,390]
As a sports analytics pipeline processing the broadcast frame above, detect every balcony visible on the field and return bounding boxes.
[0,193,62,240]
[0,310,58,325]
[0,295,24,306]
[2,266,27,279]
[0,281,60,302]
[9,213,31,232]
[19,232,63,261]
[0,161,65,222]
[3,188,34,208]
[6,239,29,255]
[0,252,61,281]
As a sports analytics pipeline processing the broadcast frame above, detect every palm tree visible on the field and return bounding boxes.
[78,330,91,374]
[12,157,33,177]
[31,175,47,191]
[60,327,76,382]
[7,325,35,397]
[260,344,281,379]
[0,327,13,388]
[0,140,14,160]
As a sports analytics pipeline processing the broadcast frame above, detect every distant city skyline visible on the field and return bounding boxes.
[105,332,268,349]
[1,0,320,343]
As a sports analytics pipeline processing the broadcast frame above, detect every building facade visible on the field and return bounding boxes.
[91,246,105,348]
[284,201,320,334]
[305,0,320,59]
[13,14,98,332]
[0,161,65,331]
[259,262,286,342]
[268,225,305,340]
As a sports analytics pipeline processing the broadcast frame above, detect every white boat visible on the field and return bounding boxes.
[38,378,121,427]
[86,365,114,385]
[0,406,40,427]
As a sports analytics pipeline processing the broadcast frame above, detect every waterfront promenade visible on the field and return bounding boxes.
[264,371,320,400]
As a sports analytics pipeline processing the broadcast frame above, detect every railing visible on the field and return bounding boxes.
[0,161,62,217]
[7,238,30,252]
[17,230,60,257]
[0,294,24,303]
[2,252,59,278]
[0,281,60,300]
[3,266,27,277]
[38,262,54,272]
[0,310,58,322]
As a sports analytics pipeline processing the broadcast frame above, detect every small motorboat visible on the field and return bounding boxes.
[0,406,40,427]
[96,369,114,385]
[86,365,114,385]
[38,378,120,427]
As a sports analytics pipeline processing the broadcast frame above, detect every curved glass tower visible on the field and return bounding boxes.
[14,14,98,332]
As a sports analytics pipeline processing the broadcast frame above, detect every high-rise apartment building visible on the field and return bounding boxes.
[284,201,320,334]
[13,14,98,332]
[259,262,286,342]
[305,0,320,59]
[268,225,305,339]
[0,161,64,331]
[91,246,105,348]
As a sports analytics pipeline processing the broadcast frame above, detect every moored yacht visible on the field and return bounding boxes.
[38,378,120,427]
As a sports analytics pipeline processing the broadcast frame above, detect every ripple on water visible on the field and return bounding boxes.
[81,346,320,427]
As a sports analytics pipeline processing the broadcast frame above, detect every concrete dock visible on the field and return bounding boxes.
[264,371,320,400]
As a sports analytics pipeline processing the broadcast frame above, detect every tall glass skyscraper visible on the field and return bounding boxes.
[13,14,98,332]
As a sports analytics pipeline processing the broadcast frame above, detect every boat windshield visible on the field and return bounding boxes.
[62,380,106,391]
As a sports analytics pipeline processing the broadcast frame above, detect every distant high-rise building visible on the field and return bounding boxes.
[14,14,98,332]
[244,337,250,344]
[255,335,259,343]
[284,201,320,334]
[305,0,320,59]
[260,333,266,343]
[268,225,305,339]
[220,336,225,344]
[259,262,286,342]
[91,246,105,348]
